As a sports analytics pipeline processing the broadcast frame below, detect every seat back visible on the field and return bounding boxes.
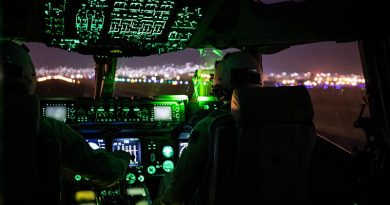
[4,94,62,205]
[209,86,315,205]
[4,94,40,205]
[36,138,62,205]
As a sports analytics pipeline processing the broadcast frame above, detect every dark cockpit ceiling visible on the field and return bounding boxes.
[3,0,390,57]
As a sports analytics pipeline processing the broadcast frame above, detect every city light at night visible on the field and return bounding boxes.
[36,64,365,89]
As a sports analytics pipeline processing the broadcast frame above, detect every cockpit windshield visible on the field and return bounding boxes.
[114,49,201,97]
[28,42,227,98]
[29,40,368,151]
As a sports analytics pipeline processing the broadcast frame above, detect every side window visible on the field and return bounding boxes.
[263,41,368,151]
[27,42,95,97]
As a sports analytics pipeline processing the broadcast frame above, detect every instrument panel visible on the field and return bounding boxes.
[39,96,216,204]
[41,0,207,56]
[41,97,185,128]
[40,97,186,179]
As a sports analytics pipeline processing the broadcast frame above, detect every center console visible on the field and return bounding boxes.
[40,96,187,204]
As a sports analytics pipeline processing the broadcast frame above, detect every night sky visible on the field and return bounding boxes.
[26,41,363,75]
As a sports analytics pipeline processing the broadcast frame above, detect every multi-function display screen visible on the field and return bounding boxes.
[86,138,106,150]
[153,106,172,121]
[112,138,141,167]
[45,106,67,122]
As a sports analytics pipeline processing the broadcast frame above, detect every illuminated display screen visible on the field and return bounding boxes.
[179,142,188,157]
[45,106,67,122]
[86,138,106,150]
[112,138,141,167]
[127,187,147,197]
[154,106,172,120]
[43,0,205,56]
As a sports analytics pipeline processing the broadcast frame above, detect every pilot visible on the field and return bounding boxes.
[154,51,263,205]
[1,40,131,187]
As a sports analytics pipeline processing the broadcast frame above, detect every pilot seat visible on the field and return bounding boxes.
[4,93,62,205]
[205,86,316,205]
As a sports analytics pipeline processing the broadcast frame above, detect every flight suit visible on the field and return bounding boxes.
[156,105,232,205]
[39,117,130,187]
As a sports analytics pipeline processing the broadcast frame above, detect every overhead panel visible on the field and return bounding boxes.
[43,0,205,57]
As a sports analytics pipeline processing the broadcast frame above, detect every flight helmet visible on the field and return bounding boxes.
[1,40,37,94]
[212,51,263,100]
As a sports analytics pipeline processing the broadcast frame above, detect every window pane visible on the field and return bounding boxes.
[113,48,230,98]
[263,41,368,151]
[27,42,95,97]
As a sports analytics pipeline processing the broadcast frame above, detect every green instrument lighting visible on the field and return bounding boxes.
[192,68,215,98]
[110,50,122,54]
[162,160,174,172]
[162,146,174,158]
[138,175,145,182]
[147,166,156,175]
[212,49,223,57]
[108,0,175,42]
[43,0,203,56]
[197,96,216,102]
[126,173,136,184]
[154,95,189,101]
[75,174,82,181]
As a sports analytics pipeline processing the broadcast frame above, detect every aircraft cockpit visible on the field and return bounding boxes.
[36,70,220,204]
[2,0,390,205]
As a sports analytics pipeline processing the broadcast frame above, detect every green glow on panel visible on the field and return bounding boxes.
[75,174,82,181]
[126,173,136,184]
[154,95,189,101]
[152,7,202,53]
[44,1,65,36]
[212,49,223,57]
[162,146,174,158]
[162,160,174,172]
[43,0,204,55]
[192,69,214,98]
[147,165,156,174]
[108,0,175,41]
[197,96,216,102]
[75,0,106,42]
[138,175,145,182]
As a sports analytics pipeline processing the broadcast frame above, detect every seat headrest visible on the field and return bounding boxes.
[231,86,314,127]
